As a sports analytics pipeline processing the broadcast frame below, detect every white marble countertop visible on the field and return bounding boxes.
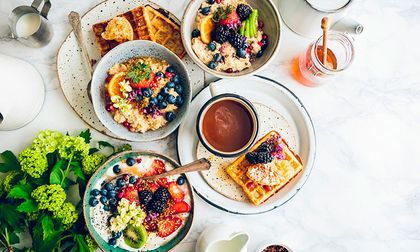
[1,0,420,251]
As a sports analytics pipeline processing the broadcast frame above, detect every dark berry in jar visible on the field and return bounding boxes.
[116,178,125,188]
[89,197,99,207]
[90,189,100,196]
[237,48,247,58]
[129,176,137,184]
[174,84,183,94]
[113,164,120,173]
[175,96,184,106]
[105,104,115,112]
[208,61,217,69]
[126,157,136,166]
[207,0,215,3]
[156,71,164,78]
[176,176,186,185]
[149,97,158,107]
[142,88,152,97]
[172,75,180,84]
[191,29,200,38]
[167,95,176,104]
[200,7,211,15]
[213,53,222,62]
[100,189,108,196]
[158,101,168,109]
[166,66,175,73]
[207,41,217,51]
[256,50,264,58]
[100,196,108,204]
[166,112,175,122]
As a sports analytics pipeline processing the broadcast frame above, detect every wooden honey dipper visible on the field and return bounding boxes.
[321,17,329,66]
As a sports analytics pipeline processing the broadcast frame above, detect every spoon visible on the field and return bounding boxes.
[321,17,329,66]
[144,158,211,180]
[68,11,93,100]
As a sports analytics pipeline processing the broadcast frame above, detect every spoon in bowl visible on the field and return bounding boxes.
[144,158,211,180]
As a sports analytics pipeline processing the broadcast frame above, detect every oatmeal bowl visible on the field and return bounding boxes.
[182,0,281,78]
[91,40,191,141]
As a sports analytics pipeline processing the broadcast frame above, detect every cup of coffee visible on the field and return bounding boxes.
[196,86,259,157]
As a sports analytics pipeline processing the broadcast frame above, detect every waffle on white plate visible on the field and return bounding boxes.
[226,130,303,206]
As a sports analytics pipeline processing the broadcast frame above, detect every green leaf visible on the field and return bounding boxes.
[0,204,21,228]
[75,234,91,252]
[50,160,64,184]
[98,141,115,152]
[71,165,86,181]
[89,148,99,154]
[0,150,20,167]
[62,178,76,189]
[36,230,63,252]
[7,183,32,200]
[9,231,20,245]
[115,143,132,153]
[79,129,91,143]
[41,215,54,240]
[17,199,38,213]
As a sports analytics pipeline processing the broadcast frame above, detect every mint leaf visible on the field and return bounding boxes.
[98,141,115,152]
[41,215,54,240]
[79,129,91,143]
[50,160,64,184]
[17,199,38,213]
[7,184,32,200]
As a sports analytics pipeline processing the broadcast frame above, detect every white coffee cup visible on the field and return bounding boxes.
[277,0,363,38]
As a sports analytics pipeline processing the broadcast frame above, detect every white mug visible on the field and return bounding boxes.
[196,225,250,252]
[277,0,363,38]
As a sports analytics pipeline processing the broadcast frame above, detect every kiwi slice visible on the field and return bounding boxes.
[123,224,148,249]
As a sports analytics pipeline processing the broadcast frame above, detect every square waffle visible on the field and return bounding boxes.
[226,130,304,206]
[92,6,185,58]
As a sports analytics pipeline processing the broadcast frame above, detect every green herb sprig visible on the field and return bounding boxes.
[125,63,152,83]
[212,5,233,23]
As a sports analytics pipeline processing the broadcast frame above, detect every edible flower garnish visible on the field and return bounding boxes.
[109,198,146,232]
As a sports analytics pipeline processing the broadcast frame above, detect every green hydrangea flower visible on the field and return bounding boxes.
[58,136,90,161]
[32,130,64,154]
[82,153,105,176]
[52,202,78,229]
[85,234,98,252]
[27,211,39,221]
[19,148,48,178]
[3,171,21,192]
[31,184,66,212]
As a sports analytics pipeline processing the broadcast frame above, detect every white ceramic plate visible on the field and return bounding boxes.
[56,0,204,139]
[176,76,316,215]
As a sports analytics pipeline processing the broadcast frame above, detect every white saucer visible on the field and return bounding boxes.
[176,76,316,215]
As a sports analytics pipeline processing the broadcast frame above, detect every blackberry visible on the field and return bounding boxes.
[147,200,165,213]
[245,152,259,164]
[139,190,153,205]
[236,4,252,21]
[258,142,273,153]
[212,25,230,44]
[228,32,247,49]
[256,151,274,164]
[153,187,170,202]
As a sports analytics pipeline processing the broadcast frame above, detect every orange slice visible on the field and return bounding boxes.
[200,14,214,44]
[107,72,125,97]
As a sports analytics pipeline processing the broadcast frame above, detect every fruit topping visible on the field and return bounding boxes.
[200,14,215,44]
[168,182,185,202]
[207,0,215,4]
[89,197,99,207]
[170,201,191,214]
[147,200,166,213]
[213,53,223,62]
[245,141,275,164]
[200,6,211,15]
[139,190,153,205]
[157,216,183,238]
[151,159,166,174]
[208,61,218,69]
[126,157,136,166]
[153,187,171,202]
[212,25,230,44]
[166,112,175,122]
[107,72,125,98]
[228,32,247,49]
[176,176,186,185]
[123,224,148,249]
[122,185,139,203]
[207,41,217,51]
[237,48,247,58]
[113,164,121,173]
[213,5,241,29]
[236,4,252,21]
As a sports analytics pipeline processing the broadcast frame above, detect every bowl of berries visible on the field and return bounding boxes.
[83,151,194,251]
[182,0,281,78]
[91,40,191,141]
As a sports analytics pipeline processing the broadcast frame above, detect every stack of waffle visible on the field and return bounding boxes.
[92,6,185,58]
[226,130,303,206]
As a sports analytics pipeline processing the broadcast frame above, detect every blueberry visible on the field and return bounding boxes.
[160,86,170,95]
[158,101,168,109]
[156,71,164,78]
[213,53,222,62]
[108,190,117,198]
[112,231,122,239]
[176,176,186,185]
[166,81,175,88]
[104,182,114,191]
[237,48,247,58]
[116,178,125,188]
[174,85,183,94]
[175,96,184,106]
[207,0,215,3]
[142,88,152,97]
[113,165,120,174]
[157,94,164,101]
[261,39,268,49]
[166,66,175,73]
[126,157,136,166]
[208,61,217,69]
[89,197,99,207]
[109,238,117,246]
[100,196,108,204]
[256,50,264,58]
[207,41,217,51]
[149,97,158,107]
[109,198,117,206]
[172,75,180,84]
[100,189,108,196]
[201,7,211,15]
[166,112,175,122]
[191,29,200,38]
[90,189,100,196]
[103,205,110,211]
[137,94,143,101]
[167,95,176,104]
[129,176,137,184]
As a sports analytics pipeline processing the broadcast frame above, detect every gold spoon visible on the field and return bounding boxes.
[144,158,211,180]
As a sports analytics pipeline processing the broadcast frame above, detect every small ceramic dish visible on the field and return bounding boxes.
[255,240,293,252]
[91,40,192,142]
[181,0,281,78]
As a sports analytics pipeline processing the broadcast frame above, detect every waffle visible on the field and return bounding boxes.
[92,6,185,58]
[226,130,303,206]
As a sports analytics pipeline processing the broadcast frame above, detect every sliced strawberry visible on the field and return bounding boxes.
[157,177,169,188]
[157,216,183,238]
[148,182,159,192]
[263,185,272,191]
[152,159,166,175]
[122,186,139,203]
[170,201,190,214]
[219,11,240,27]
[168,182,185,203]
[246,181,255,190]
[128,72,155,89]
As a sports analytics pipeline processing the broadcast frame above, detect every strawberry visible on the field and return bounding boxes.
[122,186,139,203]
[170,201,190,214]
[128,72,155,89]
[157,216,183,238]
[219,11,240,27]
[168,182,185,202]
[148,182,159,192]
[144,222,157,232]
[156,177,169,188]
[246,181,255,190]
[152,159,166,175]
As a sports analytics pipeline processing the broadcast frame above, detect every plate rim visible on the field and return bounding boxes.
[175,75,317,215]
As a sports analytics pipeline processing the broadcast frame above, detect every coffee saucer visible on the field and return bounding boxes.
[176,76,316,215]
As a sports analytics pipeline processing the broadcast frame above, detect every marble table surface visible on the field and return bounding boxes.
[1,0,420,251]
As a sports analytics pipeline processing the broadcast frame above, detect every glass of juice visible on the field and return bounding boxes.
[293,31,355,87]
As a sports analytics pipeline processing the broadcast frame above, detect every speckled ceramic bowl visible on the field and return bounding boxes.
[181,0,281,78]
[91,40,192,142]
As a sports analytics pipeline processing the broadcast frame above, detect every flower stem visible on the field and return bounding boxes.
[60,154,74,186]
